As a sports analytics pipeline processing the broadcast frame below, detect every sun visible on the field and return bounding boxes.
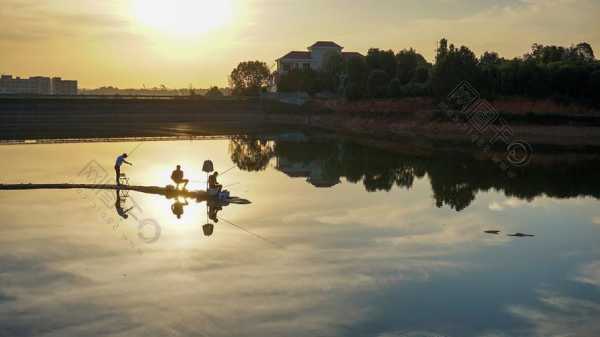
[133,0,232,36]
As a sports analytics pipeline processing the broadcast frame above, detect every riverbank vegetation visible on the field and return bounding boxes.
[272,39,599,106]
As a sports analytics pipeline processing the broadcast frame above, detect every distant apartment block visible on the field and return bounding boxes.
[0,75,78,95]
[51,77,78,95]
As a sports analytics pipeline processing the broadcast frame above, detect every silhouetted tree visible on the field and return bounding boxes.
[388,78,403,97]
[276,69,319,94]
[366,48,397,79]
[572,42,595,61]
[205,86,223,97]
[413,67,430,83]
[479,51,503,67]
[229,61,271,96]
[345,56,369,100]
[431,38,480,97]
[321,51,345,92]
[396,48,428,84]
[367,69,390,98]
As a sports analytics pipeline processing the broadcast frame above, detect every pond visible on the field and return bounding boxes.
[1,133,599,337]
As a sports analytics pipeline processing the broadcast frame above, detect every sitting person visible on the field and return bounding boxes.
[208,171,222,193]
[171,165,189,190]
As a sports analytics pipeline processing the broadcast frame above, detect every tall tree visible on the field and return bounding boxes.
[366,48,397,78]
[205,86,223,97]
[229,61,271,96]
[367,69,390,98]
[431,39,480,97]
[321,51,345,92]
[396,48,428,84]
[571,42,595,61]
[344,56,369,100]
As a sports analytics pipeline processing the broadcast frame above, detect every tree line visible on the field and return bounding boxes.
[230,39,599,104]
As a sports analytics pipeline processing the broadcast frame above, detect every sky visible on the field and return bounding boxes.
[1,0,599,89]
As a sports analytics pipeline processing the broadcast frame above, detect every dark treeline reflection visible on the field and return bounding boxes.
[229,135,600,211]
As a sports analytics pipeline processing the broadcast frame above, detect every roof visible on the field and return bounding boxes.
[309,41,343,49]
[342,52,364,60]
[277,51,312,61]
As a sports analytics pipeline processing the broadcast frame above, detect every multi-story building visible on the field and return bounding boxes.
[51,77,78,95]
[0,74,78,95]
[0,75,51,95]
[276,41,363,74]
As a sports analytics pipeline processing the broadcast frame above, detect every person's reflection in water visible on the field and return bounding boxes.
[115,190,134,219]
[207,200,223,223]
[202,223,214,237]
[171,198,189,219]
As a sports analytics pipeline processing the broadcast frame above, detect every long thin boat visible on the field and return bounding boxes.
[0,183,251,204]
[0,183,208,199]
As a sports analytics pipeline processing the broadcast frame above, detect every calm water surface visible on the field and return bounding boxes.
[1,134,600,337]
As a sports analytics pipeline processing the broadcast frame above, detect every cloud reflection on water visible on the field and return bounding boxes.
[1,138,600,336]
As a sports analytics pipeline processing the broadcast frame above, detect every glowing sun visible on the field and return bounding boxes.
[133,0,232,36]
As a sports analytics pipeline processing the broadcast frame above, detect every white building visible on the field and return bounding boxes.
[276,41,363,74]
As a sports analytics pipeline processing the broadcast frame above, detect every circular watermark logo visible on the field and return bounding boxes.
[137,218,161,244]
[506,141,532,167]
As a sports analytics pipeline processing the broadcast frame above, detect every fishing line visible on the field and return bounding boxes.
[218,165,237,177]
[217,216,285,249]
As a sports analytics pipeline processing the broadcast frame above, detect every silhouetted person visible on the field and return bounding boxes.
[171,165,189,190]
[171,199,188,219]
[115,153,132,185]
[115,190,133,219]
[208,171,222,193]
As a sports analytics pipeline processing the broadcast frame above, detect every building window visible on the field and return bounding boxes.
[303,63,310,70]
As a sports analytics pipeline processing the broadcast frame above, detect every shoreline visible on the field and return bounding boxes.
[2,96,600,157]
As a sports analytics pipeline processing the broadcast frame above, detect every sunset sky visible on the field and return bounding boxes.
[1,0,599,89]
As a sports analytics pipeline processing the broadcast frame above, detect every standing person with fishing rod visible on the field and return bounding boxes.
[114,153,133,185]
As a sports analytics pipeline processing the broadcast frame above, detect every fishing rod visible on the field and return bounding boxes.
[190,165,238,183]
[217,216,285,250]
[188,181,239,188]
[218,165,237,177]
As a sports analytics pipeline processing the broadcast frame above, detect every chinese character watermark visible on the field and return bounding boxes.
[76,160,162,254]
[443,81,533,176]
